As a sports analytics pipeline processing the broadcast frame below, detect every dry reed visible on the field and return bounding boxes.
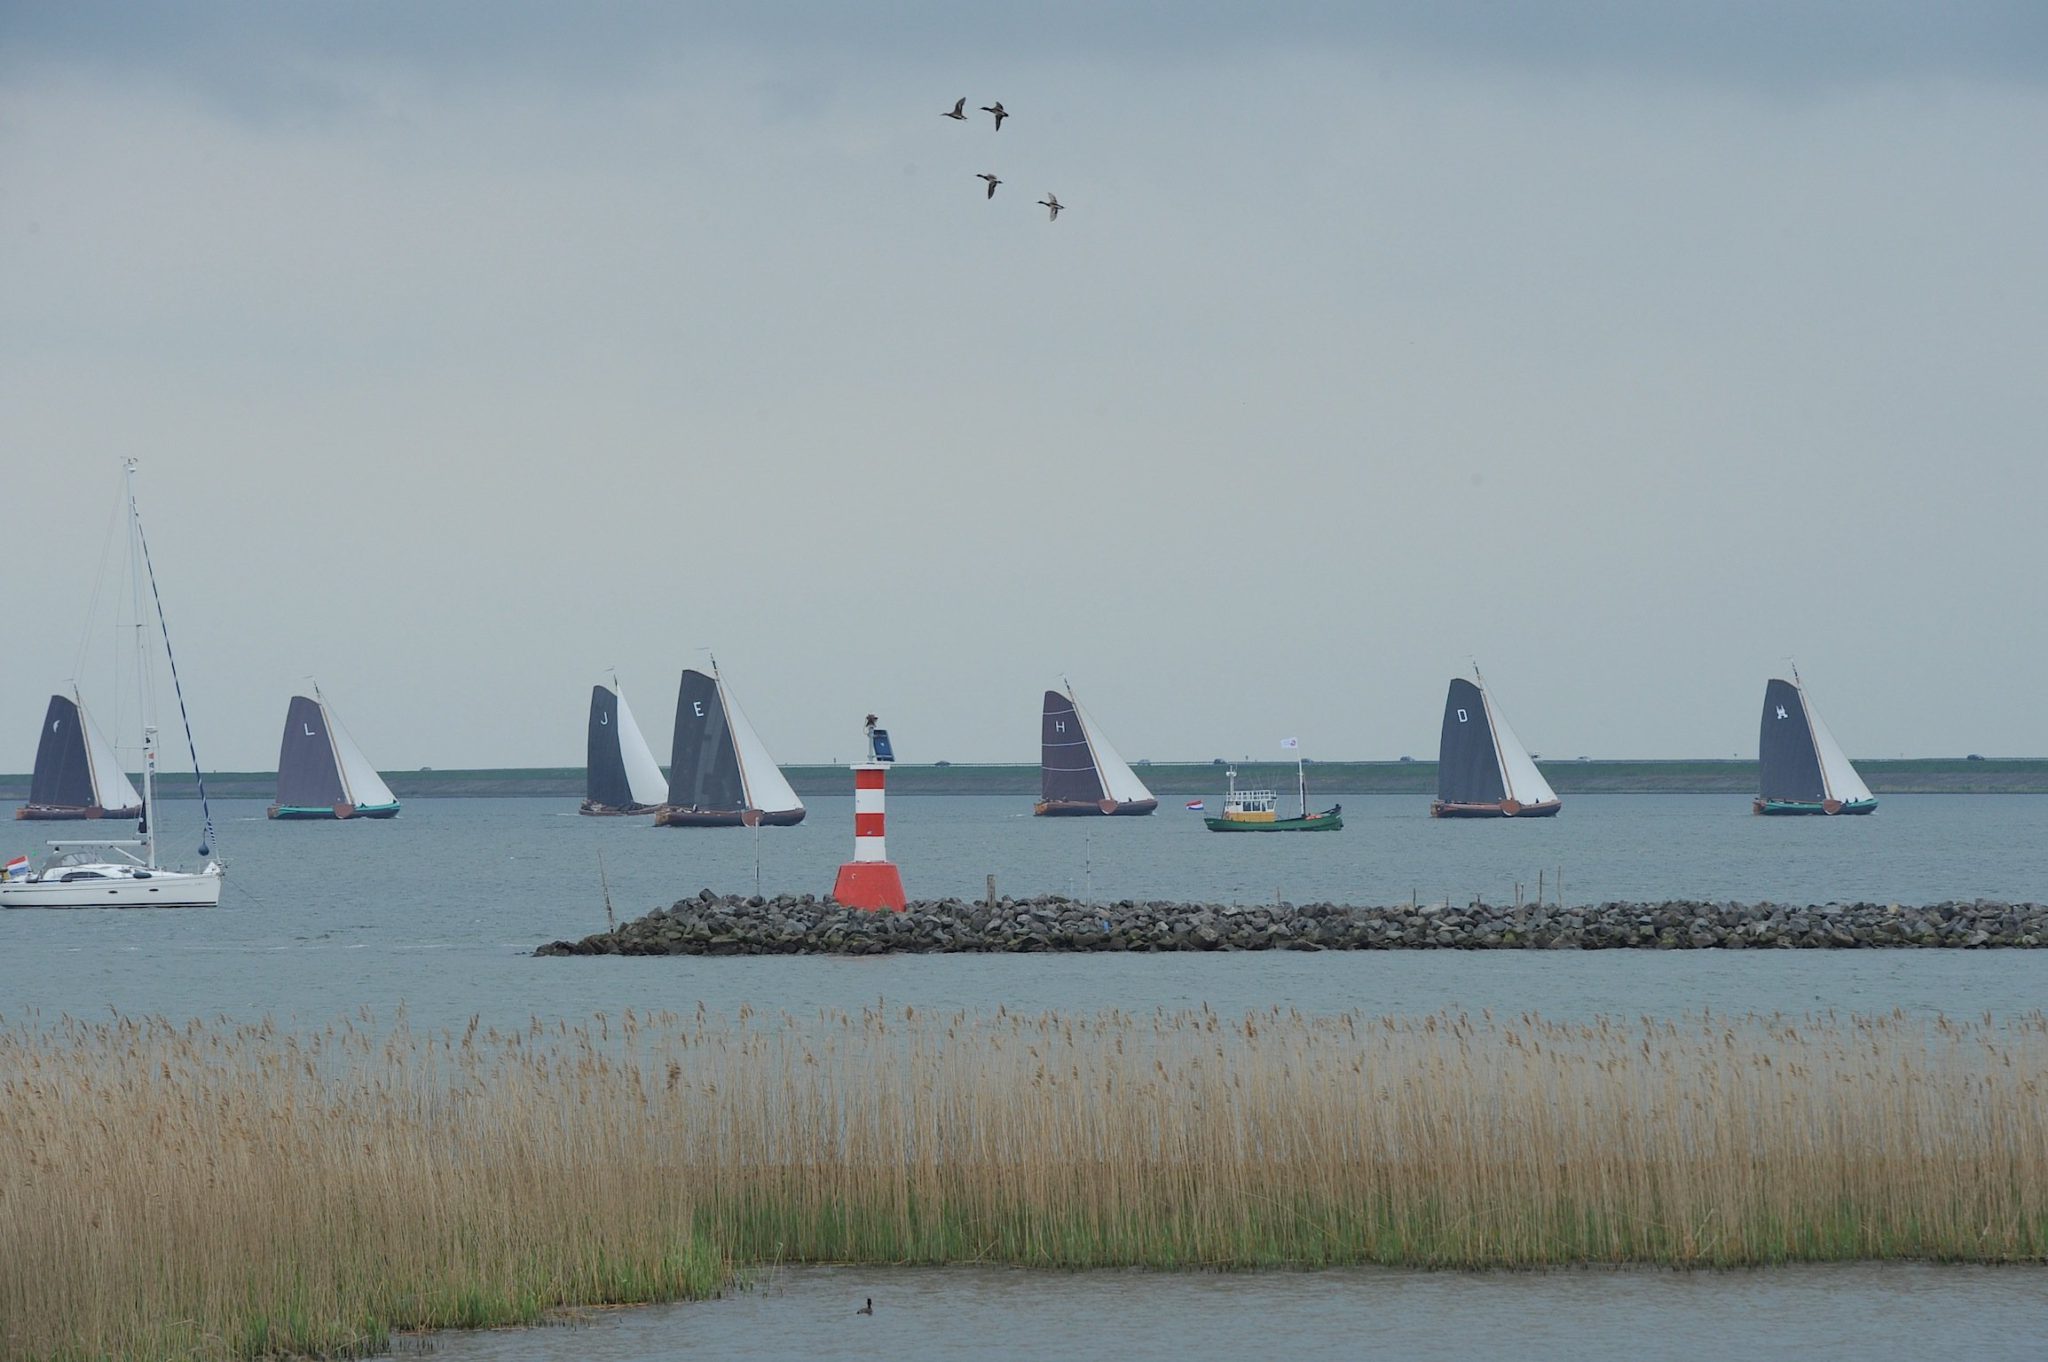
[2,1005,2044,1362]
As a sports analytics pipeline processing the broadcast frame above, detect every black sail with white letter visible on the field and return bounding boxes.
[667,669,747,813]
[27,694,96,811]
[22,691,143,818]
[1758,678,1827,804]
[1437,678,1508,806]
[586,681,668,812]
[586,686,632,808]
[1040,690,1104,805]
[1036,686,1157,815]
[657,665,804,825]
[274,695,349,810]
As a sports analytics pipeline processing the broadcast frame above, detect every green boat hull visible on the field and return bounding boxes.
[1204,812,1343,832]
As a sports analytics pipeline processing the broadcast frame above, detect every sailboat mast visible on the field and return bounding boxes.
[711,657,757,812]
[142,726,157,869]
[1298,756,1306,819]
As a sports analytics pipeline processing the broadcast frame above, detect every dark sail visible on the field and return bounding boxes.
[585,685,635,808]
[1758,678,1826,803]
[1041,690,1105,804]
[666,669,746,812]
[27,694,96,810]
[274,695,347,810]
[1437,678,1507,805]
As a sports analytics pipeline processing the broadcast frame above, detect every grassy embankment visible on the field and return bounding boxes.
[6,757,2046,801]
[4,1007,2044,1361]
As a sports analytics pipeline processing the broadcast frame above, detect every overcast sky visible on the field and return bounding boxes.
[4,3,2045,772]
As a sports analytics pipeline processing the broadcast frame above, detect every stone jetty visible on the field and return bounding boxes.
[537,891,2048,955]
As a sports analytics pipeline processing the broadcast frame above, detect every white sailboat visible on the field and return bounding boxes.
[2,462,224,908]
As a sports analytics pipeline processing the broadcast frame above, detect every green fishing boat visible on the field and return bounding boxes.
[1203,754,1342,832]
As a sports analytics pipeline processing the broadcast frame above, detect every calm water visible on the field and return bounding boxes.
[411,1263,2048,1362]
[1,793,2043,1031]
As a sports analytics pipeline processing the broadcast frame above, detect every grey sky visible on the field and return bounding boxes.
[4,3,2045,772]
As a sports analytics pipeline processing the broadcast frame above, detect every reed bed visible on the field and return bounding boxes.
[3,1006,2045,1361]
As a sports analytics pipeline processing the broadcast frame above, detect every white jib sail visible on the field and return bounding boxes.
[323,698,398,809]
[1483,684,1558,807]
[614,688,669,807]
[1801,686,1874,805]
[1075,695,1154,805]
[78,695,144,811]
[720,678,802,815]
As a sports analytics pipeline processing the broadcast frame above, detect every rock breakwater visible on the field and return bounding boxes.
[537,891,2048,955]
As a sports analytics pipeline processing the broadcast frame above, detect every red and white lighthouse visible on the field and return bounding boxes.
[831,715,907,911]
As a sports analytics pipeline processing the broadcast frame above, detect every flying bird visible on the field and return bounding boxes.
[981,101,1008,130]
[1038,193,1063,221]
[943,98,968,121]
[976,173,1002,199]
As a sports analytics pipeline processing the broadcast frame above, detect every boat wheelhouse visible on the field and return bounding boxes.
[1204,754,1342,832]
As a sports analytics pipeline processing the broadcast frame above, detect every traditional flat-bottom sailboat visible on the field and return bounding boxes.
[1205,746,1342,832]
[268,689,400,819]
[1755,670,1876,815]
[653,660,805,828]
[15,689,143,821]
[1035,684,1158,816]
[581,676,668,816]
[1431,670,1561,818]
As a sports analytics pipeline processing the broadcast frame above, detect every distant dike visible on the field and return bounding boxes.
[4,759,2047,801]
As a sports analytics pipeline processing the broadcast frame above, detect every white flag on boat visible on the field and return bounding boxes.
[1280,737,1299,750]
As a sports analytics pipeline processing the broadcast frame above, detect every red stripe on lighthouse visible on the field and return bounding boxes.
[854,812,886,838]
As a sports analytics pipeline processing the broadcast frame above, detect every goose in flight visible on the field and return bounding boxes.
[976,173,1002,199]
[1038,193,1063,221]
[981,101,1008,130]
[943,98,968,121]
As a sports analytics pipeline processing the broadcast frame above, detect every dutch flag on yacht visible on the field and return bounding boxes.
[2,855,27,881]
[1185,800,1205,811]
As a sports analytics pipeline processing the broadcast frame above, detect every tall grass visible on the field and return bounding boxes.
[2,1006,2043,1361]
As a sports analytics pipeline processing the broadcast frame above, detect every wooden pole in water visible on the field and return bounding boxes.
[986,874,997,910]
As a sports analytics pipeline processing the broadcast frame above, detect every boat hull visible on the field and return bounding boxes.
[267,802,401,820]
[579,800,661,817]
[1431,799,1563,819]
[1034,798,1159,817]
[1204,810,1344,832]
[654,805,806,828]
[1754,797,1878,816]
[15,804,143,821]
[1,871,223,909]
